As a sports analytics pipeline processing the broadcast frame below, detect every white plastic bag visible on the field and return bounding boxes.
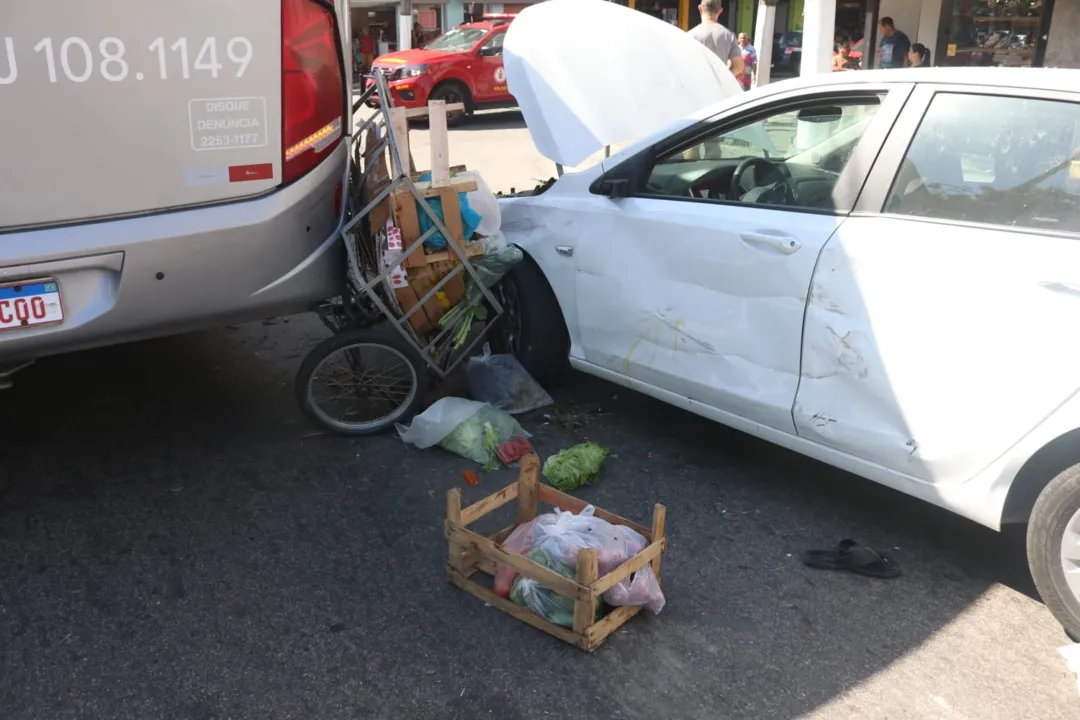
[460,170,501,237]
[467,345,553,415]
[397,397,529,467]
[397,397,485,449]
[601,564,666,614]
[531,505,666,614]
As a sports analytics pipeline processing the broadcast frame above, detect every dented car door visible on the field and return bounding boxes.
[574,87,910,435]
[794,85,1080,484]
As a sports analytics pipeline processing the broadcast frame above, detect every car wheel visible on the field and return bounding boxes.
[1028,463,1080,639]
[429,82,472,127]
[490,253,570,385]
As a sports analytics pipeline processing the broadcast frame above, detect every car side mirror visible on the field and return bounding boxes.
[593,178,630,199]
[479,46,501,57]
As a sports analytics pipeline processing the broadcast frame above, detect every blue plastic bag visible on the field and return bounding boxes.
[416,171,482,251]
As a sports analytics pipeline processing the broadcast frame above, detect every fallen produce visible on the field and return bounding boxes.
[542,441,610,492]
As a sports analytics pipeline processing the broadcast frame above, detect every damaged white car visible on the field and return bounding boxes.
[497,1,1080,638]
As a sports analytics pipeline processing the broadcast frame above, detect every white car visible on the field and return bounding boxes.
[496,65,1080,638]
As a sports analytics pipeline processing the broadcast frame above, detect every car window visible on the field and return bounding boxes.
[425,27,488,52]
[481,32,505,54]
[644,97,881,211]
[885,93,1080,234]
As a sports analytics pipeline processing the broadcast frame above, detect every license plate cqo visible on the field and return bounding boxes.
[0,279,64,332]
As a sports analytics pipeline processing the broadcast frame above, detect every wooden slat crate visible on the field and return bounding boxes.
[381,101,484,335]
[445,455,668,652]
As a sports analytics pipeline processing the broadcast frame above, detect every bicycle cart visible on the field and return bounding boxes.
[296,73,509,436]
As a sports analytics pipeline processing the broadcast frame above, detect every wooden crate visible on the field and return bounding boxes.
[382,101,483,335]
[445,455,668,652]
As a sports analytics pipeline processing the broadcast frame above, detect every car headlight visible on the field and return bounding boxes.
[398,64,428,79]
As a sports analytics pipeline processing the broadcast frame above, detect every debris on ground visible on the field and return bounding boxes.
[466,345,553,415]
[542,441,610,492]
[542,404,610,431]
[449,457,668,650]
[461,469,480,486]
[495,436,535,465]
[397,397,529,470]
[799,539,901,579]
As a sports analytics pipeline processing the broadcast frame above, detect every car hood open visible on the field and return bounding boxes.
[504,0,744,167]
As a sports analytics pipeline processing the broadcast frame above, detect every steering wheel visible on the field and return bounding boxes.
[728,157,799,205]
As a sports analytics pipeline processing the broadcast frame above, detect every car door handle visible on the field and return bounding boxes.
[556,245,574,257]
[740,232,801,255]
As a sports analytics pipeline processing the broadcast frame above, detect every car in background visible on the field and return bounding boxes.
[0,0,350,388]
[366,16,516,123]
[498,64,1080,641]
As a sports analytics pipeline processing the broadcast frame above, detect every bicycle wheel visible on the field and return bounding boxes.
[296,329,429,436]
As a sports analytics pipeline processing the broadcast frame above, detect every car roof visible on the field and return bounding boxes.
[457,21,507,31]
[760,67,1080,96]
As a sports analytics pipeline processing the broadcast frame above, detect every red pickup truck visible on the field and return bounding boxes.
[367,17,515,123]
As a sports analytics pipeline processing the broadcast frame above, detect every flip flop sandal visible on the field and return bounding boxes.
[800,539,901,579]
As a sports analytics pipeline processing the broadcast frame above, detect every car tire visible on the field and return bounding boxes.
[428,82,472,127]
[490,252,570,385]
[1027,463,1080,639]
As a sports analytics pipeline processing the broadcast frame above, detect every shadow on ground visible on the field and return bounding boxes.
[0,319,1060,719]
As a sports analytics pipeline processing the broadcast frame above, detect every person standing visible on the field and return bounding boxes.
[833,42,860,71]
[877,16,910,69]
[688,0,745,79]
[908,42,931,67]
[737,32,757,90]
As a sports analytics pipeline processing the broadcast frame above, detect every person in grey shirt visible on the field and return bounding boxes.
[687,0,745,78]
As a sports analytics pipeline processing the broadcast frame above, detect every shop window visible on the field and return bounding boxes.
[644,97,881,211]
[885,93,1080,234]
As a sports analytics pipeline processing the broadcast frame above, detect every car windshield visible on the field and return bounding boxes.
[425,27,488,52]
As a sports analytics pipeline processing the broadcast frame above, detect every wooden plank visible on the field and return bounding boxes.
[392,187,429,272]
[517,455,540,524]
[491,524,517,545]
[387,107,412,176]
[586,604,643,647]
[403,102,465,118]
[411,165,466,181]
[411,177,478,196]
[460,482,519,527]
[446,522,587,602]
[591,540,665,596]
[418,243,484,265]
[538,484,652,539]
[428,99,451,188]
[447,489,464,574]
[447,567,589,650]
[573,549,599,634]
[438,188,466,264]
[651,504,667,580]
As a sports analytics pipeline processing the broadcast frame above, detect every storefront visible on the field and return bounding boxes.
[778,0,1079,78]
[618,0,752,35]
[935,0,1054,68]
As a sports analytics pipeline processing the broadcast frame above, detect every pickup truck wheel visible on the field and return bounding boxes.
[491,253,569,385]
[1028,463,1080,639]
[429,83,472,127]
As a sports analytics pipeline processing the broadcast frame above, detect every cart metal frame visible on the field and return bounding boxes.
[324,72,505,380]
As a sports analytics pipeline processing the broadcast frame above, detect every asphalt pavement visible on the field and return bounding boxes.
[1,314,1077,720]
[3,109,1079,719]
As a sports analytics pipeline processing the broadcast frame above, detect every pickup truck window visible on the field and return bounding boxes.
[426,27,487,52]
